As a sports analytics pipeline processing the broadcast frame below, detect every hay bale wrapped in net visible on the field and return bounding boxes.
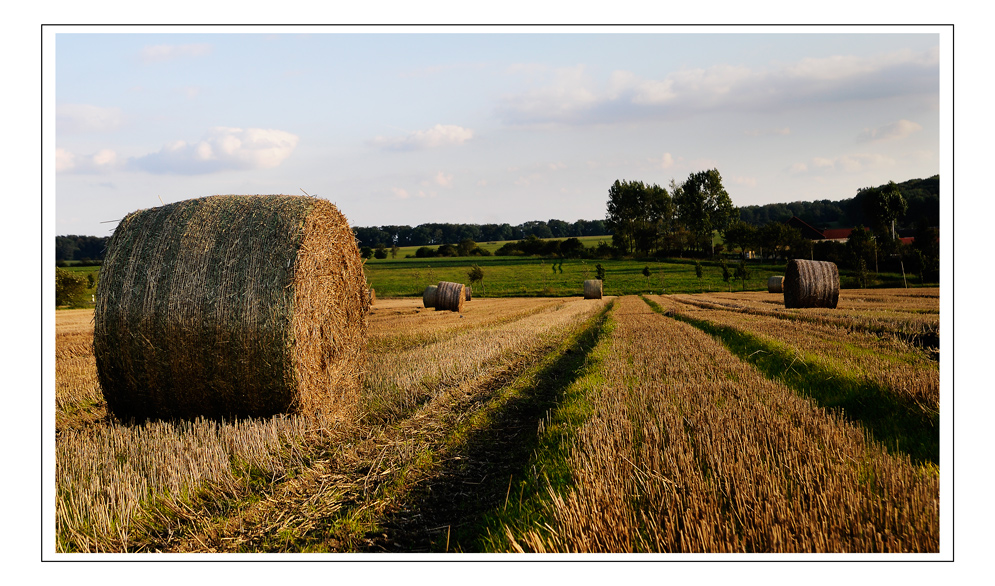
[583,279,603,299]
[434,281,465,312]
[782,259,839,309]
[93,194,370,421]
[767,275,784,293]
[423,285,438,308]
[465,286,472,301]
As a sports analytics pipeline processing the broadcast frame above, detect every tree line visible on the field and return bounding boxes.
[55,235,110,263]
[352,219,608,250]
[604,169,736,258]
[738,175,939,231]
[606,170,939,284]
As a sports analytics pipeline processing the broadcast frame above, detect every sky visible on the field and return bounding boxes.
[53,27,944,237]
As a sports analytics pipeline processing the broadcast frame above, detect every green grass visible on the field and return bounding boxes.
[364,255,796,298]
[458,302,616,552]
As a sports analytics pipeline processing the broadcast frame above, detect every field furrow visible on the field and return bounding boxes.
[54,297,608,552]
[503,296,939,553]
[670,288,940,351]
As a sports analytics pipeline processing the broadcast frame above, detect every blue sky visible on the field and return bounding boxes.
[54,28,944,237]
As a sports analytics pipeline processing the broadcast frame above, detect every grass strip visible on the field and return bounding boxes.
[640,295,938,465]
[470,306,617,552]
[361,301,617,552]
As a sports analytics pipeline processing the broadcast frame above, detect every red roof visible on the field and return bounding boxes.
[820,228,854,240]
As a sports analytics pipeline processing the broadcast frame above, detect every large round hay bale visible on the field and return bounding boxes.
[583,279,603,299]
[423,285,438,308]
[782,259,839,309]
[93,195,369,421]
[435,281,465,312]
[767,275,784,293]
[465,286,472,301]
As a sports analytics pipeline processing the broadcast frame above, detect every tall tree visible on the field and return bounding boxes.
[864,180,908,240]
[722,220,757,260]
[674,168,734,255]
[605,179,672,256]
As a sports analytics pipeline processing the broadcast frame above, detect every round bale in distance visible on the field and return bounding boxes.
[767,275,784,293]
[423,285,438,308]
[584,279,603,299]
[434,281,465,312]
[782,259,839,309]
[465,285,472,301]
[369,287,376,305]
[94,194,370,421]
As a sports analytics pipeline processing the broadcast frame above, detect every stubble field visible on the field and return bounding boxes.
[54,288,940,553]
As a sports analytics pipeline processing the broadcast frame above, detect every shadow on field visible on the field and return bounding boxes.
[361,305,612,553]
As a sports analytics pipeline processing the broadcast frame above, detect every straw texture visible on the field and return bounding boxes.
[782,259,839,309]
[434,281,465,312]
[583,279,603,299]
[423,285,438,308]
[93,194,369,421]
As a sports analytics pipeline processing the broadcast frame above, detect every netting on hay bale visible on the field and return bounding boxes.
[782,259,839,309]
[583,279,603,299]
[423,285,438,308]
[93,195,370,421]
[768,275,784,293]
[434,281,465,312]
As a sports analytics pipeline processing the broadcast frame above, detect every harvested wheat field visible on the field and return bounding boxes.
[54,288,941,554]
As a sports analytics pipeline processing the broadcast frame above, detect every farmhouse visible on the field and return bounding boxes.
[785,216,889,244]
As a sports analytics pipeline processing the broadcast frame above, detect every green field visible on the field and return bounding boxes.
[363,255,914,298]
[55,235,925,308]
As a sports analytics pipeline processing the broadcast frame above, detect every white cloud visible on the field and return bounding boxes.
[130,127,299,174]
[57,104,124,134]
[660,153,674,169]
[731,176,758,187]
[745,127,791,137]
[370,124,474,151]
[141,43,212,64]
[804,153,895,174]
[857,119,922,142]
[434,171,454,187]
[497,47,938,125]
[55,147,122,174]
[55,148,75,172]
[391,187,410,199]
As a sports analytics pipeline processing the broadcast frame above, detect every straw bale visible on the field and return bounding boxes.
[465,286,472,301]
[369,287,376,305]
[434,281,465,312]
[782,259,839,309]
[93,194,369,421]
[584,279,603,299]
[767,276,784,293]
[423,285,438,308]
